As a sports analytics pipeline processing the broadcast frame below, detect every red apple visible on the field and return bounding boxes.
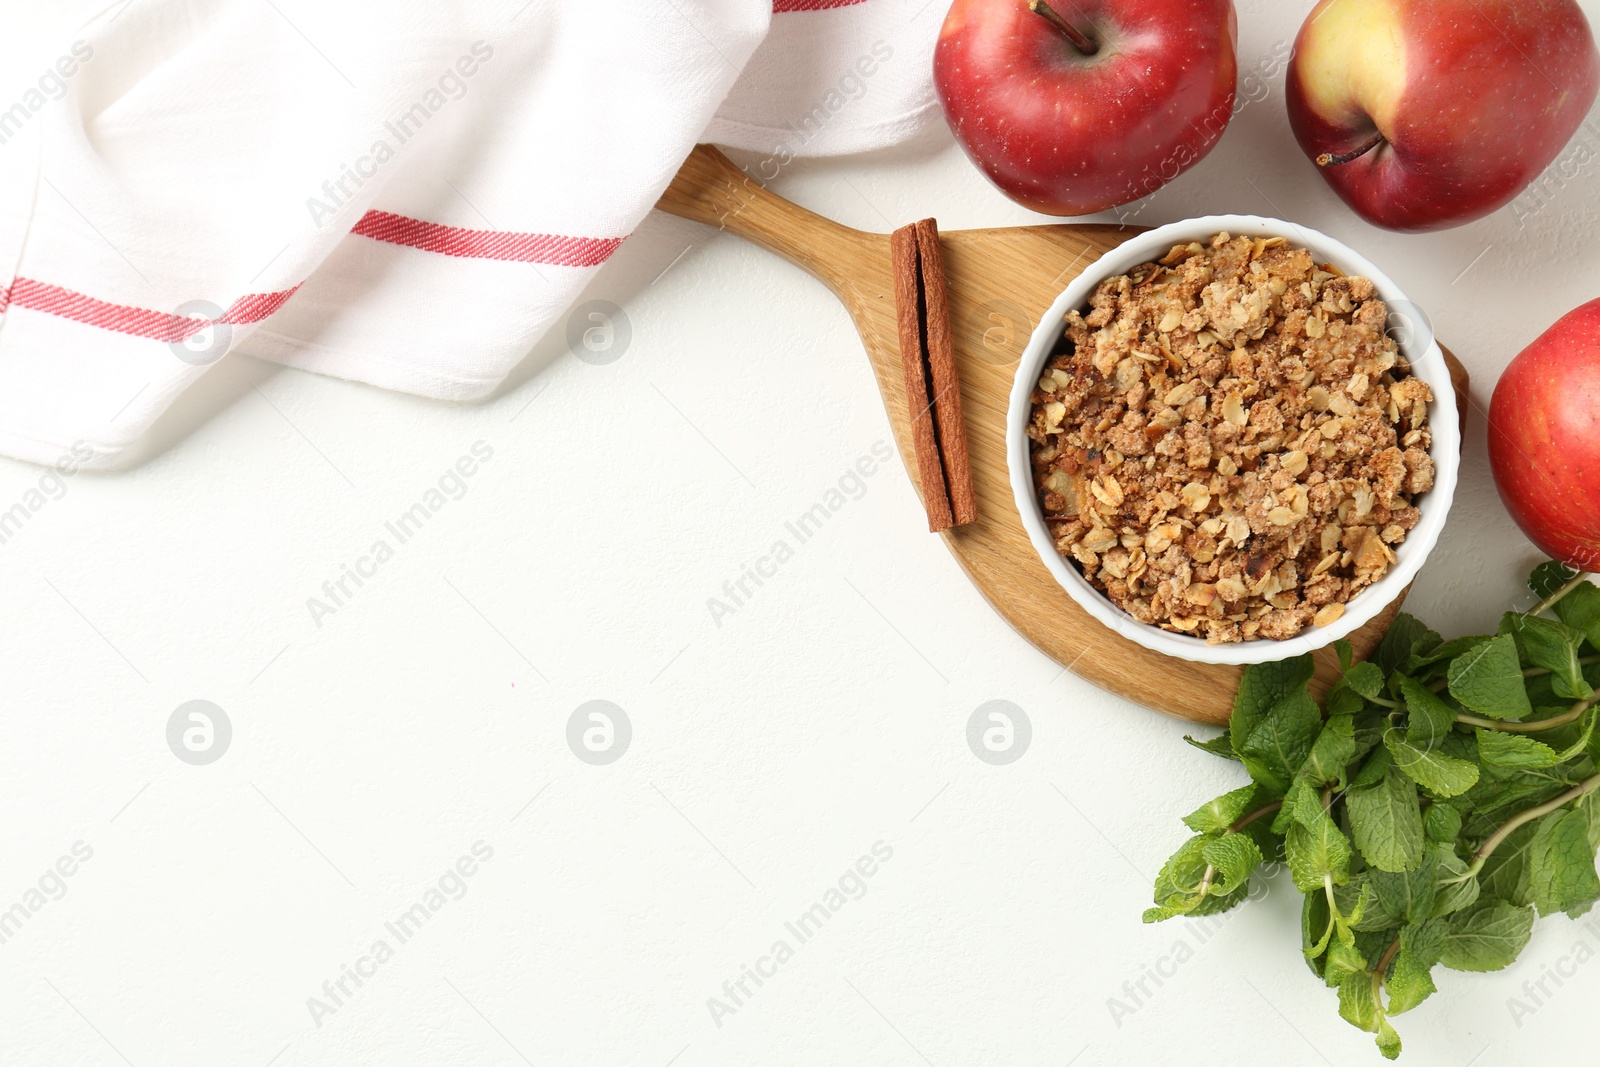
[1489,298,1600,570]
[934,0,1238,216]
[1287,0,1600,232]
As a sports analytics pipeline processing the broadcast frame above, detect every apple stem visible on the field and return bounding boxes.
[1317,132,1386,168]
[1028,0,1098,56]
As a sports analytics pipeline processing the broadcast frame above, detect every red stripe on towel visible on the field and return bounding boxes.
[0,211,620,342]
[774,0,872,11]
[352,210,625,267]
[2,279,300,341]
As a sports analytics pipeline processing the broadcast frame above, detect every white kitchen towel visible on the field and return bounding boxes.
[0,0,939,468]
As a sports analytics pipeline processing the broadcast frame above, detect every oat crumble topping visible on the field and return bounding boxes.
[1028,232,1435,644]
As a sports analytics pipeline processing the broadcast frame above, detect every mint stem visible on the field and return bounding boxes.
[1415,654,1597,697]
[1531,571,1593,617]
[1456,691,1599,734]
[1525,655,1600,678]
[1232,800,1286,831]
[1370,935,1403,1015]
[1375,935,1402,978]
[1464,772,1600,876]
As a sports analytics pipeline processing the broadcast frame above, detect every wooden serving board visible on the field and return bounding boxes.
[657,145,1470,725]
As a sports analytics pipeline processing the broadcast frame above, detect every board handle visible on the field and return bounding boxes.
[654,144,880,299]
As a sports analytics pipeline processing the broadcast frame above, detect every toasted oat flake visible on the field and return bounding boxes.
[1027,233,1434,643]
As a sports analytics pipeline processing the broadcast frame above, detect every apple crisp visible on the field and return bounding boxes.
[1028,232,1434,643]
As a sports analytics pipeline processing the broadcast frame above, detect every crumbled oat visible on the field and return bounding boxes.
[1029,233,1435,644]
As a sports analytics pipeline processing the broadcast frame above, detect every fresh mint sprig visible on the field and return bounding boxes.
[1148,561,1600,1059]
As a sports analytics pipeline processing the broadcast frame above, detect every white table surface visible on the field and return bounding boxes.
[4,1,1598,1064]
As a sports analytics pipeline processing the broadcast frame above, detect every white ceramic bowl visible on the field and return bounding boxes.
[1008,215,1460,666]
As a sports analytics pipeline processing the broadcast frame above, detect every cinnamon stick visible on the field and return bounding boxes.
[914,219,978,527]
[891,222,954,532]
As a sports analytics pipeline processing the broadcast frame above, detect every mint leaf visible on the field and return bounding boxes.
[1385,920,1444,1015]
[1151,835,1208,895]
[1396,674,1456,749]
[1273,776,1328,835]
[1424,804,1462,845]
[1475,729,1560,771]
[1328,685,1365,718]
[1377,1019,1401,1060]
[1182,783,1259,833]
[1239,688,1322,795]
[1184,732,1238,760]
[1581,790,1600,852]
[1287,807,1354,893]
[1348,766,1426,873]
[1411,635,1492,673]
[1371,848,1438,922]
[1202,833,1263,896]
[1349,744,1393,790]
[1310,888,1372,985]
[1187,886,1251,918]
[1337,970,1402,1060]
[1339,875,1400,933]
[1343,661,1386,701]
[1431,847,1480,918]
[1323,924,1370,988]
[1437,729,1481,764]
[1530,560,1580,600]
[1145,832,1254,922]
[1384,958,1436,1017]
[1478,716,1593,777]
[1301,716,1358,789]
[1352,705,1389,760]
[1545,708,1596,763]
[1230,655,1315,759]
[1352,905,1402,936]
[1528,808,1600,918]
[1145,834,1208,921]
[1353,926,1398,964]
[1383,731,1479,798]
[1438,901,1535,971]
[1448,634,1532,720]
[1333,877,1379,925]
[1555,580,1600,650]
[1463,769,1583,823]
[1302,890,1330,976]
[1479,822,1538,907]
[1377,614,1439,675]
[1337,968,1381,1031]
[1501,612,1593,701]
